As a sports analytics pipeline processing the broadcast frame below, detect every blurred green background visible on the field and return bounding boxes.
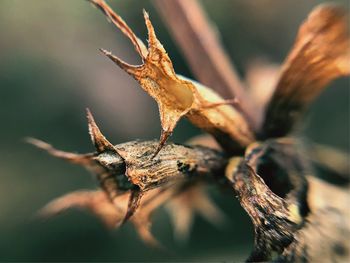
[0,0,348,261]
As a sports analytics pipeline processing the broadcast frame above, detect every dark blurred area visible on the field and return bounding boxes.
[0,0,348,261]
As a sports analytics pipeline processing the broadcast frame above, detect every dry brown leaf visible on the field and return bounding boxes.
[262,4,350,138]
[38,179,222,247]
[90,0,254,155]
[38,188,167,247]
[38,190,125,228]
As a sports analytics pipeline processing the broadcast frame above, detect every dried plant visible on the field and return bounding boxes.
[29,0,349,262]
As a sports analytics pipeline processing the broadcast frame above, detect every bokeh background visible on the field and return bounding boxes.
[0,0,348,261]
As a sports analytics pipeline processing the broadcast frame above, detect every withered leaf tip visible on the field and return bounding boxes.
[86,108,115,153]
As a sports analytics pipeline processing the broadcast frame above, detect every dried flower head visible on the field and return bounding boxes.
[30,1,349,261]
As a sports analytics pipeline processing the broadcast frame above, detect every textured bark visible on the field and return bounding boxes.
[225,139,350,262]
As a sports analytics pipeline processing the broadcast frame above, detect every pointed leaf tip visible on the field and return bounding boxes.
[143,10,159,48]
[89,0,147,58]
[142,9,149,19]
[26,137,92,165]
[122,189,143,224]
[152,130,172,158]
[100,48,141,75]
[86,108,115,152]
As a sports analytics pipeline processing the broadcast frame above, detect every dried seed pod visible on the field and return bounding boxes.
[29,109,227,222]
[90,0,254,155]
[28,1,350,259]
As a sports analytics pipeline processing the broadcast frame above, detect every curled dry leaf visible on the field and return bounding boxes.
[261,4,350,138]
[90,0,254,155]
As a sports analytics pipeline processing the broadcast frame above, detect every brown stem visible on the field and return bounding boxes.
[225,139,309,261]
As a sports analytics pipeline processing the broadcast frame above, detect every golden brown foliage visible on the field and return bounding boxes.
[262,4,350,137]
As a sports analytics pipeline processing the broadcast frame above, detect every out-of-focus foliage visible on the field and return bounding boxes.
[0,0,348,261]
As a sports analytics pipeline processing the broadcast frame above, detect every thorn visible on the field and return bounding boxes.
[26,137,93,165]
[86,108,115,153]
[122,189,143,224]
[89,0,146,58]
[99,48,142,76]
[143,9,159,48]
[151,130,172,159]
[142,9,149,19]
